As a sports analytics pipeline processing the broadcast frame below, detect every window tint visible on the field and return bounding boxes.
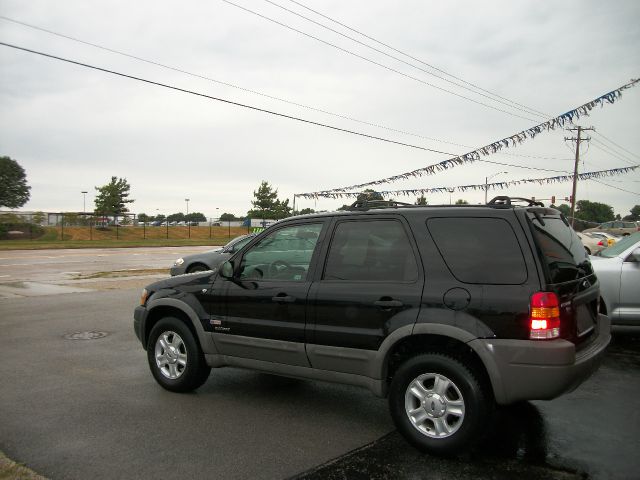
[528,215,592,283]
[324,220,418,282]
[239,223,322,281]
[427,217,527,284]
[226,235,253,253]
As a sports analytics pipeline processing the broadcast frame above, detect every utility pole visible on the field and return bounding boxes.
[565,126,594,227]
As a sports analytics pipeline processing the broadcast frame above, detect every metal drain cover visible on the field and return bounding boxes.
[63,331,109,340]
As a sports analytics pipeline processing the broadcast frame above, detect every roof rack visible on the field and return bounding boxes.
[488,196,545,207]
[345,199,416,211]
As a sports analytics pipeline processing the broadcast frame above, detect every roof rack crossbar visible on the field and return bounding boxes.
[345,199,415,211]
[488,196,545,207]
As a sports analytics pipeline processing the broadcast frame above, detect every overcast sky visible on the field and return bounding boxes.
[1,0,638,219]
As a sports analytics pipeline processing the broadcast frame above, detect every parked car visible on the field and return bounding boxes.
[584,221,639,236]
[134,197,610,455]
[170,234,256,275]
[576,231,617,255]
[591,232,640,327]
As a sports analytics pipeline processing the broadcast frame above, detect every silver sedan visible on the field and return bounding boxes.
[170,234,256,275]
[591,232,640,327]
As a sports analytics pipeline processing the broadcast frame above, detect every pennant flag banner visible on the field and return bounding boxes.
[297,166,637,199]
[298,78,639,197]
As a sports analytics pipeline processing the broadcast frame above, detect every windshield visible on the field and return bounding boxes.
[598,232,640,258]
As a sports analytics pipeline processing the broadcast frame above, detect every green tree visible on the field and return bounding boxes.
[247,181,291,220]
[273,199,292,219]
[338,189,385,210]
[154,214,166,223]
[167,212,185,223]
[94,177,134,217]
[553,204,571,217]
[138,213,151,223]
[0,156,31,208]
[297,208,316,215]
[357,189,383,202]
[219,212,238,221]
[415,195,428,206]
[31,211,45,224]
[575,200,615,223]
[63,212,79,225]
[186,212,206,222]
[455,199,469,205]
[623,205,640,221]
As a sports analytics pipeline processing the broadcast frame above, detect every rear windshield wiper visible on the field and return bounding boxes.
[532,212,546,226]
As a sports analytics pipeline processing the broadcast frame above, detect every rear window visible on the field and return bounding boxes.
[528,213,591,283]
[427,217,527,284]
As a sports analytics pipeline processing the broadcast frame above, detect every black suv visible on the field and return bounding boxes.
[134,197,610,454]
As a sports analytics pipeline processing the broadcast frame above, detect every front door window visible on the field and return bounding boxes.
[239,223,323,281]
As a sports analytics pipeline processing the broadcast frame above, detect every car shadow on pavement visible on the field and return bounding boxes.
[290,398,582,480]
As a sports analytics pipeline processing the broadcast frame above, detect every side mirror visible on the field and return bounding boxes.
[220,261,234,279]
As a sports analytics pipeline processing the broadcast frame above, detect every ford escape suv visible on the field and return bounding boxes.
[133,197,610,455]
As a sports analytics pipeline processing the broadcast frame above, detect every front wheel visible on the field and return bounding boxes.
[147,317,210,392]
[187,263,208,274]
[389,353,492,455]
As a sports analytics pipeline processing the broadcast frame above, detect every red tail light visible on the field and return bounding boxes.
[597,240,605,246]
[530,292,560,340]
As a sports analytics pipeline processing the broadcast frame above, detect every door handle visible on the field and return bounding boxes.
[272,294,295,303]
[374,299,404,308]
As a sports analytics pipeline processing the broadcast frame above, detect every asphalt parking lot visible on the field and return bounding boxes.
[1,247,639,479]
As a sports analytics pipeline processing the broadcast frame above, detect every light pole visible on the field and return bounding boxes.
[447,188,454,205]
[185,198,190,239]
[81,191,88,214]
[81,191,88,227]
[484,171,508,204]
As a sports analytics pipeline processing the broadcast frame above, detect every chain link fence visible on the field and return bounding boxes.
[0,211,254,242]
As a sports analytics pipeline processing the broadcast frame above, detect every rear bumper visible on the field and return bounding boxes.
[470,314,611,405]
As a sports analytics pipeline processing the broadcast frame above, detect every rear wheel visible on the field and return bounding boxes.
[147,317,210,392]
[389,353,491,455]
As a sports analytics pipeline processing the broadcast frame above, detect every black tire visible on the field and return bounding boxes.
[187,263,208,274]
[389,353,492,455]
[147,317,211,392]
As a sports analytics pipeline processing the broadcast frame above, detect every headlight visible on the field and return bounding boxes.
[174,258,184,266]
[140,288,150,306]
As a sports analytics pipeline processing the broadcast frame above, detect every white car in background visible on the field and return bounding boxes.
[591,232,640,328]
[576,231,617,255]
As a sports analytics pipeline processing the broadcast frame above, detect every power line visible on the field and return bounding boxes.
[589,178,640,196]
[593,131,640,160]
[287,0,550,118]
[477,158,571,174]
[0,41,462,156]
[261,0,546,119]
[591,138,638,165]
[221,0,541,122]
[0,14,558,160]
[590,141,638,167]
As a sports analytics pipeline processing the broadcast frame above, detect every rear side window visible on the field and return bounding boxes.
[427,217,527,284]
[528,214,591,283]
[323,219,418,282]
